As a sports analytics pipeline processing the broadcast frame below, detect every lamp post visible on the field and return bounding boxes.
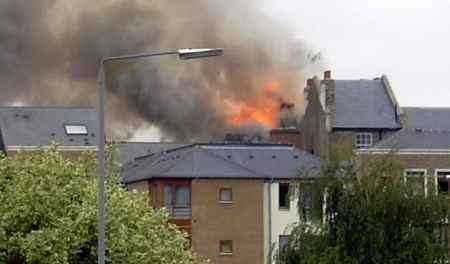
[96,48,223,264]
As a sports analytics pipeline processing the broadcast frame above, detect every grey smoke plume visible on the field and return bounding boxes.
[0,0,321,141]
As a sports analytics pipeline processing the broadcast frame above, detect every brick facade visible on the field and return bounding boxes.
[191,179,265,264]
[302,78,330,159]
[269,128,303,149]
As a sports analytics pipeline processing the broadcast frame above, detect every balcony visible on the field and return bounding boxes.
[165,206,192,219]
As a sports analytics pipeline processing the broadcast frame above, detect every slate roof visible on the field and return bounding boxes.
[122,143,322,183]
[117,142,188,164]
[0,107,98,148]
[334,79,401,129]
[371,129,450,150]
[402,107,450,131]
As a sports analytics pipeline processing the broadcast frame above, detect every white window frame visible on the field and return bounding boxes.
[219,240,233,256]
[354,133,373,148]
[219,188,233,204]
[64,124,88,135]
[434,169,450,195]
[404,169,427,196]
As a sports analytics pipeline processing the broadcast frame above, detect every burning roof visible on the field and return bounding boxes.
[0,0,320,141]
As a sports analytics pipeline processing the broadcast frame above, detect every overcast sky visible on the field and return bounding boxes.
[264,0,450,107]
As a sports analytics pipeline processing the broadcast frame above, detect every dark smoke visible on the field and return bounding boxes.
[0,0,321,141]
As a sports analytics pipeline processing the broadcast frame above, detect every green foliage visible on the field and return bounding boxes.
[0,148,193,264]
[280,155,450,264]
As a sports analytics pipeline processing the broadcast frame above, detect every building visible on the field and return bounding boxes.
[122,143,322,264]
[302,71,450,196]
[359,108,450,196]
[0,107,99,155]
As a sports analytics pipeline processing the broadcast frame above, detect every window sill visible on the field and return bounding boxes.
[219,253,233,256]
[278,207,290,211]
[219,201,233,204]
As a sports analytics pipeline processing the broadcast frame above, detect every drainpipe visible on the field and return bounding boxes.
[267,178,273,264]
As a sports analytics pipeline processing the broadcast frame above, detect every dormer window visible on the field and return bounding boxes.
[64,125,88,135]
[355,133,372,148]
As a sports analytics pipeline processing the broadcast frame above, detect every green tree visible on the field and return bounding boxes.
[278,154,450,264]
[0,148,193,264]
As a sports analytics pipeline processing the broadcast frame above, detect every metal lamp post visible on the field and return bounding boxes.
[96,48,223,264]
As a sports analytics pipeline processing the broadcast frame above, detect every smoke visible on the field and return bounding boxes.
[0,0,322,141]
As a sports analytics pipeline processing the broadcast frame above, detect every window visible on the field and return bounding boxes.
[404,169,426,195]
[164,185,190,208]
[437,170,450,194]
[279,183,290,209]
[279,235,289,252]
[301,188,313,221]
[219,188,233,203]
[219,240,233,255]
[175,186,190,207]
[64,125,88,135]
[355,133,373,148]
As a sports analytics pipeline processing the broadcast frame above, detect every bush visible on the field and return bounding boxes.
[0,148,193,264]
[279,155,450,264]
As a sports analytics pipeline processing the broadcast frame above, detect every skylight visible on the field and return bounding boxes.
[64,125,88,135]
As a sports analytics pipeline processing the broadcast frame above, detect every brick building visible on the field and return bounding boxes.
[302,71,450,196]
[122,143,321,264]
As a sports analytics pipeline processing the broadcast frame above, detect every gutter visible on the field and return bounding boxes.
[267,178,273,264]
[356,148,450,155]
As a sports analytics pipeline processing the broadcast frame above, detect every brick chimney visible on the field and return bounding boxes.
[324,70,331,80]
[269,128,304,150]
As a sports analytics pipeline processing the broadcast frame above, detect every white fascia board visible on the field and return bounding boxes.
[356,148,450,155]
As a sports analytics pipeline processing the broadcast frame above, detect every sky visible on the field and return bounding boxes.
[264,0,450,107]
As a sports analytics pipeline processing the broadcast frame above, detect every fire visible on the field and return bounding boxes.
[228,81,282,129]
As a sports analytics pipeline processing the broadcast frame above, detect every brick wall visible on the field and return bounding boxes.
[191,179,265,264]
[302,79,330,159]
[127,181,149,193]
[269,128,303,150]
[393,154,450,174]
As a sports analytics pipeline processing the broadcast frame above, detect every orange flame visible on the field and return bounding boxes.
[228,81,282,129]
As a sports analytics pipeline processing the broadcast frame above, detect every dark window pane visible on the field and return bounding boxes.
[164,185,173,207]
[220,240,233,254]
[438,171,450,194]
[175,186,190,207]
[279,183,290,209]
[279,235,289,251]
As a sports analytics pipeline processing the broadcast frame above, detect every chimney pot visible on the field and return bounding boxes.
[324,70,331,80]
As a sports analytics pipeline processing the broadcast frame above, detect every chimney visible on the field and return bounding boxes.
[324,70,331,80]
[269,128,304,150]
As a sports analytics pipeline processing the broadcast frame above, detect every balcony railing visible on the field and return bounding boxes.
[165,206,192,219]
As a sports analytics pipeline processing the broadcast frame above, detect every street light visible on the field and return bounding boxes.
[96,48,223,264]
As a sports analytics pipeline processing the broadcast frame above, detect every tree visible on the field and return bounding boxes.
[278,154,450,264]
[0,148,193,264]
